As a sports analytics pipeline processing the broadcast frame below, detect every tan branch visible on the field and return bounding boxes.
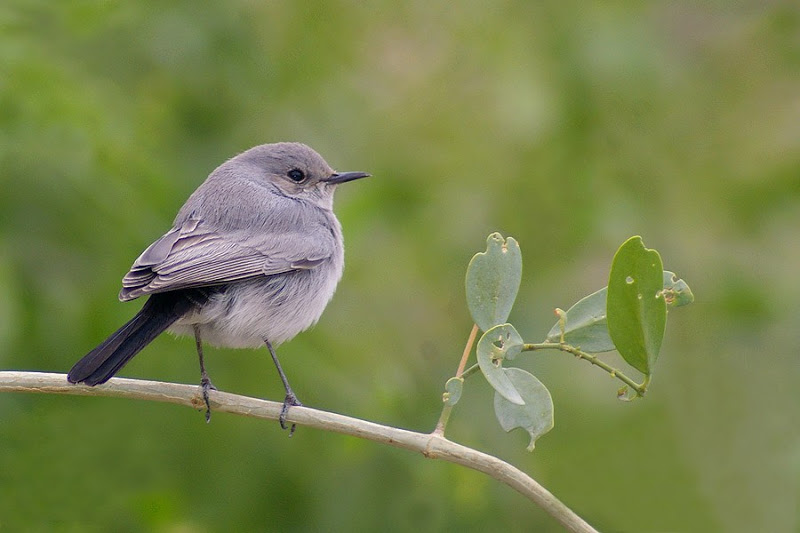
[0,371,596,533]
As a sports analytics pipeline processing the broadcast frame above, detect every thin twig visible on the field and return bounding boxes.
[456,323,480,377]
[523,343,646,396]
[451,343,645,397]
[0,370,597,533]
[433,324,481,436]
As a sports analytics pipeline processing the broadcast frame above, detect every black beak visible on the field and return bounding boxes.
[326,171,371,184]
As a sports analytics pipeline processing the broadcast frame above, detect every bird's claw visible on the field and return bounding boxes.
[201,377,217,423]
[279,392,303,436]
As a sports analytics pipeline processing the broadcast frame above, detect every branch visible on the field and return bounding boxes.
[0,371,597,533]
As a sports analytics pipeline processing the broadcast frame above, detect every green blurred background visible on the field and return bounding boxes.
[1,1,798,532]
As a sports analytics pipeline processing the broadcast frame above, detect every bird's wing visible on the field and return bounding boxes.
[119,217,334,301]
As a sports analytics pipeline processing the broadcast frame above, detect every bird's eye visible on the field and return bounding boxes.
[287,169,306,182]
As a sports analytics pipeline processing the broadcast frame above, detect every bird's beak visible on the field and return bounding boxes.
[326,171,371,184]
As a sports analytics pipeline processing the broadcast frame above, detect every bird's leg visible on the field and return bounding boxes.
[194,325,215,423]
[265,340,302,436]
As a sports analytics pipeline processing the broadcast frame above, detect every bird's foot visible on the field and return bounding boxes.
[280,392,303,437]
[201,376,217,423]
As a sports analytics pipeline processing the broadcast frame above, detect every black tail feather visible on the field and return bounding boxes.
[68,292,200,386]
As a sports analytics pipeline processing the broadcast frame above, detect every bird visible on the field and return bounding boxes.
[67,142,370,433]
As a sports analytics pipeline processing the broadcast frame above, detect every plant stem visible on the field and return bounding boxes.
[433,324,480,436]
[456,324,479,378]
[455,345,646,397]
[462,362,480,379]
[523,343,647,396]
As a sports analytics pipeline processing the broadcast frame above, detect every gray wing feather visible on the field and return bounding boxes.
[119,217,334,301]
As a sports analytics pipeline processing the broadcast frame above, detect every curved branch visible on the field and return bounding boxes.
[0,371,597,533]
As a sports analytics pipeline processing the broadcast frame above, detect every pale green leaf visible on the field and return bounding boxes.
[544,287,615,352]
[476,323,525,405]
[465,233,522,332]
[494,368,554,451]
[443,377,463,406]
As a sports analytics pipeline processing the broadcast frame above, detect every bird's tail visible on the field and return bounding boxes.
[67,292,199,386]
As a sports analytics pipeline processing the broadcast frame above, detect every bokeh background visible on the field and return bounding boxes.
[1,2,798,532]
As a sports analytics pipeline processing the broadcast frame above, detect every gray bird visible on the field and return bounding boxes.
[67,142,370,432]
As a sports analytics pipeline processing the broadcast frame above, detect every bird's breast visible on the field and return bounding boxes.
[170,255,343,348]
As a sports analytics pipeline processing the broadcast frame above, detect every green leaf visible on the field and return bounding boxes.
[544,270,693,352]
[662,271,695,307]
[476,324,525,405]
[493,368,554,451]
[465,233,522,332]
[607,236,666,375]
[442,377,464,406]
[544,287,615,352]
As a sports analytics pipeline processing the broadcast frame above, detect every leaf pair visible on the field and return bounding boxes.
[465,233,553,450]
[544,237,693,377]
[544,269,694,354]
